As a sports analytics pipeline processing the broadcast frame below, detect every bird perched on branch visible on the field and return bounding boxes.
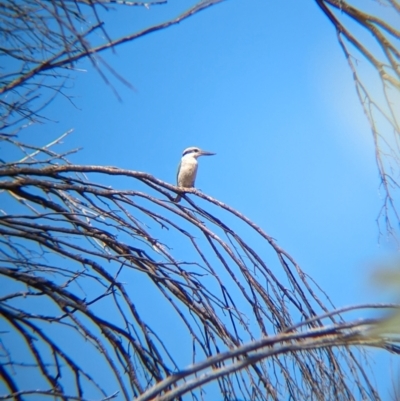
[174,146,216,202]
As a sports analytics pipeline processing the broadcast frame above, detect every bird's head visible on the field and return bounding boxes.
[182,146,216,159]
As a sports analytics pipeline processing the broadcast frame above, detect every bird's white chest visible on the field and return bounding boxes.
[178,157,198,187]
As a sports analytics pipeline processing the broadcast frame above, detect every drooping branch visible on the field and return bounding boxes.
[137,303,400,401]
[316,0,400,239]
[0,132,388,401]
[0,0,225,129]
[2,0,400,399]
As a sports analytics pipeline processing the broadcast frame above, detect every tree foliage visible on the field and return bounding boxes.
[1,1,400,400]
[317,0,400,236]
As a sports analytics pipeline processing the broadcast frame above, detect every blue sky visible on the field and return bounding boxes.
[33,0,390,299]
[5,0,399,397]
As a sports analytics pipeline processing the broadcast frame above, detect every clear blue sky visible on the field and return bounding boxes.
[8,0,398,397]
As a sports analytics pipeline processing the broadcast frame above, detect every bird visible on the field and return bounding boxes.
[174,146,216,202]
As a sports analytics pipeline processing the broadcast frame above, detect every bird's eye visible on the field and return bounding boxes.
[194,149,199,152]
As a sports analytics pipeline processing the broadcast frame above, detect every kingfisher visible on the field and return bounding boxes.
[174,146,216,202]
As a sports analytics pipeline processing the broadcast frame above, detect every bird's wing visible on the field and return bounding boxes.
[176,160,181,185]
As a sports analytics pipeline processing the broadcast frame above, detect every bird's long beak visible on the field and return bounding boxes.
[199,150,216,156]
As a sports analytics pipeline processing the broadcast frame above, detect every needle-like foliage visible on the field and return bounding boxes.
[1,1,400,400]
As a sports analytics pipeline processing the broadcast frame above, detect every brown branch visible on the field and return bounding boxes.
[0,0,225,96]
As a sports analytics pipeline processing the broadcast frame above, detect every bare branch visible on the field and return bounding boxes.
[316,0,400,239]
